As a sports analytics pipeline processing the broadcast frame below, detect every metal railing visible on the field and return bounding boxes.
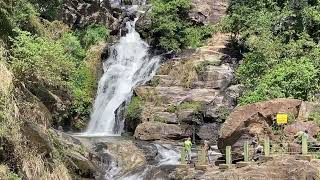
[180,135,320,166]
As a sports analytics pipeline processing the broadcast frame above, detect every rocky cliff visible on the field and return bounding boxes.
[132,32,242,143]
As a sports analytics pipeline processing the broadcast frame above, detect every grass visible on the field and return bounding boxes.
[166,104,177,113]
[154,115,166,123]
[0,165,21,180]
[169,60,198,88]
[176,101,204,113]
[195,60,220,75]
[148,76,160,87]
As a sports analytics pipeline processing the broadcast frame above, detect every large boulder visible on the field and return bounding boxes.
[134,122,183,140]
[218,98,303,159]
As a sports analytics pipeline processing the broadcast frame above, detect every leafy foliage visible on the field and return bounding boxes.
[148,0,213,51]
[224,0,320,104]
[125,96,144,132]
[10,29,96,129]
[77,25,109,49]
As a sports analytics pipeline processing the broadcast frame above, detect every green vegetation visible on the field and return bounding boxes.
[223,0,320,104]
[125,96,144,123]
[77,25,109,49]
[125,96,144,132]
[0,0,109,130]
[154,115,166,123]
[148,0,213,51]
[0,165,21,180]
[177,101,204,113]
[166,104,177,113]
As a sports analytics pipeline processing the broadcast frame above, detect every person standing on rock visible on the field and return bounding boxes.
[184,137,192,164]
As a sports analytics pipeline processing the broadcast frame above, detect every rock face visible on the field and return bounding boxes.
[218,98,320,159]
[60,0,142,35]
[190,0,228,24]
[131,33,241,142]
[134,122,183,140]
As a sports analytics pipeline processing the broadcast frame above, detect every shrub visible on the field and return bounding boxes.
[125,96,144,132]
[78,25,109,49]
[239,59,319,105]
[225,0,320,105]
[59,33,86,60]
[125,96,144,123]
[10,30,75,85]
[10,30,96,129]
[148,0,213,51]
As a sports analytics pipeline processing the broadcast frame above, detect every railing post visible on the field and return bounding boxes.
[264,137,270,156]
[302,134,308,155]
[244,141,249,162]
[226,146,232,165]
[201,148,206,165]
[181,148,186,164]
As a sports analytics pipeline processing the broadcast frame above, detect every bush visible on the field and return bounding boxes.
[125,96,144,132]
[148,0,213,51]
[239,59,318,104]
[125,97,144,123]
[10,30,75,85]
[78,25,109,49]
[225,0,320,105]
[10,30,96,129]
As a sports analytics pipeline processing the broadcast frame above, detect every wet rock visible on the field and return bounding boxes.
[134,122,183,140]
[197,123,220,143]
[106,141,146,177]
[177,109,202,125]
[135,141,158,163]
[66,151,96,177]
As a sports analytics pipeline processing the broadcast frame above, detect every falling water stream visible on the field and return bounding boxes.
[85,17,160,136]
[77,1,183,179]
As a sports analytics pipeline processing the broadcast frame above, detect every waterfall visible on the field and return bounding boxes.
[85,19,160,136]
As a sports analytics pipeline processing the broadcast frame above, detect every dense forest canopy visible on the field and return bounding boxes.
[223,0,320,104]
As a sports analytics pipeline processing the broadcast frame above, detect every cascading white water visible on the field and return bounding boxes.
[85,19,160,136]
